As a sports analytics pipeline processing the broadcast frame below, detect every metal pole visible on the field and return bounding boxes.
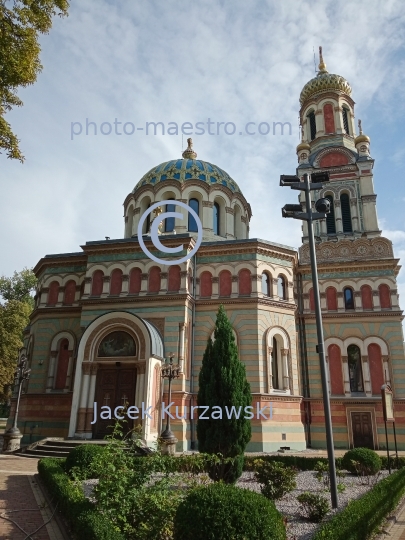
[12,377,23,431]
[304,173,338,508]
[393,422,399,469]
[384,419,391,473]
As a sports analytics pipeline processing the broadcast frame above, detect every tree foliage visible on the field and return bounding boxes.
[0,268,37,400]
[197,305,251,479]
[0,0,69,161]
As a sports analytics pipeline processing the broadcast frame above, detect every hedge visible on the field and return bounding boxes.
[37,458,125,540]
[313,467,405,540]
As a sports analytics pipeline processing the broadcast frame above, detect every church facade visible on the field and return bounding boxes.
[8,52,405,451]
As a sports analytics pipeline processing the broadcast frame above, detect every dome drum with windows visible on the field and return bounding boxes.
[124,139,252,241]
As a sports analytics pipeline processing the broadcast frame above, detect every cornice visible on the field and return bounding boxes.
[300,309,404,320]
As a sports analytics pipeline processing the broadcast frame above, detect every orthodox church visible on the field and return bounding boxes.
[8,50,405,451]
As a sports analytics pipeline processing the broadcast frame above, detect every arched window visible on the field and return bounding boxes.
[129,268,142,294]
[188,198,199,232]
[379,284,391,309]
[262,273,271,296]
[55,339,70,390]
[238,269,251,296]
[368,343,384,395]
[323,103,335,134]
[145,204,151,234]
[307,110,316,140]
[213,202,220,235]
[326,286,337,311]
[168,265,181,292]
[325,195,336,234]
[271,337,281,389]
[148,267,161,293]
[342,107,350,134]
[47,281,59,305]
[200,271,212,297]
[64,280,76,304]
[348,344,363,392]
[91,270,104,296]
[344,287,354,310]
[110,269,123,295]
[361,285,373,310]
[328,344,344,395]
[340,193,352,233]
[277,275,287,300]
[309,287,315,311]
[219,270,232,297]
[165,199,176,232]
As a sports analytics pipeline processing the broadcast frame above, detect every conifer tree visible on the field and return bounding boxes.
[197,305,251,482]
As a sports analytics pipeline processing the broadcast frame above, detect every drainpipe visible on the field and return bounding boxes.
[297,272,311,447]
[190,254,197,450]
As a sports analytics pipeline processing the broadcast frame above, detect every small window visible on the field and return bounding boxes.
[277,276,286,300]
[348,344,363,392]
[342,107,350,134]
[344,287,354,310]
[188,198,199,232]
[307,111,316,140]
[262,273,271,296]
[144,204,151,234]
[165,199,176,232]
[340,193,352,233]
[213,202,220,235]
[271,337,280,389]
[325,195,336,234]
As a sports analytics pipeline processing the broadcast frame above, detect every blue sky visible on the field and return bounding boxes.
[2,0,405,300]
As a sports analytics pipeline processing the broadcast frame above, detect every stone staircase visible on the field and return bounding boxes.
[16,438,109,459]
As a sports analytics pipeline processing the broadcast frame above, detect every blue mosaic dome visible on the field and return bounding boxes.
[133,139,242,195]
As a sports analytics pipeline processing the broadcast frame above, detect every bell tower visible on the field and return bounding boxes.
[296,48,405,452]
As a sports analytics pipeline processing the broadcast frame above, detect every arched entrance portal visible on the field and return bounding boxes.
[68,312,164,445]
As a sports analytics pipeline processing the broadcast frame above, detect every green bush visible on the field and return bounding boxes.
[341,448,382,475]
[244,454,343,472]
[173,482,286,540]
[313,468,405,540]
[297,492,330,522]
[254,459,297,500]
[207,454,244,484]
[38,457,124,540]
[65,443,105,479]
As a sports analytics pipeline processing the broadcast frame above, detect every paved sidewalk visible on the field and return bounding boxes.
[0,456,65,540]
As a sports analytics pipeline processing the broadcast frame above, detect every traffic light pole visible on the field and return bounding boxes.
[303,173,338,509]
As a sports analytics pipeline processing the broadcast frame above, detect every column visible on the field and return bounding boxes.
[320,292,326,310]
[315,109,323,137]
[180,271,188,294]
[77,363,91,433]
[334,105,343,133]
[350,198,359,231]
[178,323,186,373]
[361,195,378,231]
[202,201,213,234]
[267,346,273,392]
[342,356,351,395]
[140,273,148,296]
[40,288,49,306]
[133,208,141,235]
[319,218,327,235]
[362,356,372,395]
[160,272,168,293]
[83,277,92,297]
[281,348,290,391]
[46,351,58,392]
[373,290,381,310]
[337,291,345,312]
[75,284,81,303]
[136,363,146,420]
[101,276,110,297]
[354,291,362,310]
[334,200,343,233]
[326,355,331,394]
[176,199,188,233]
[85,363,98,434]
[271,278,278,298]
[231,276,238,297]
[122,274,129,294]
[225,207,235,239]
[382,356,391,386]
[302,293,309,313]
[65,350,74,390]
[212,277,219,299]
[391,288,399,309]
[195,277,200,298]
[57,287,64,306]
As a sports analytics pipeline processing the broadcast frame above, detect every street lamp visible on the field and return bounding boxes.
[160,352,180,455]
[2,354,31,453]
[280,171,338,509]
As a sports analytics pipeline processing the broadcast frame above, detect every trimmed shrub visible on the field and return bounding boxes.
[297,492,330,522]
[244,454,343,472]
[173,482,286,540]
[341,448,382,475]
[254,459,297,500]
[38,457,124,540]
[313,468,405,540]
[207,454,245,484]
[65,443,105,479]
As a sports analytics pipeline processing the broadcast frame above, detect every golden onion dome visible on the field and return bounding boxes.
[354,119,370,145]
[296,141,311,152]
[300,47,352,106]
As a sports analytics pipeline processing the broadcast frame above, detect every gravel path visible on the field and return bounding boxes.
[83,469,389,539]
